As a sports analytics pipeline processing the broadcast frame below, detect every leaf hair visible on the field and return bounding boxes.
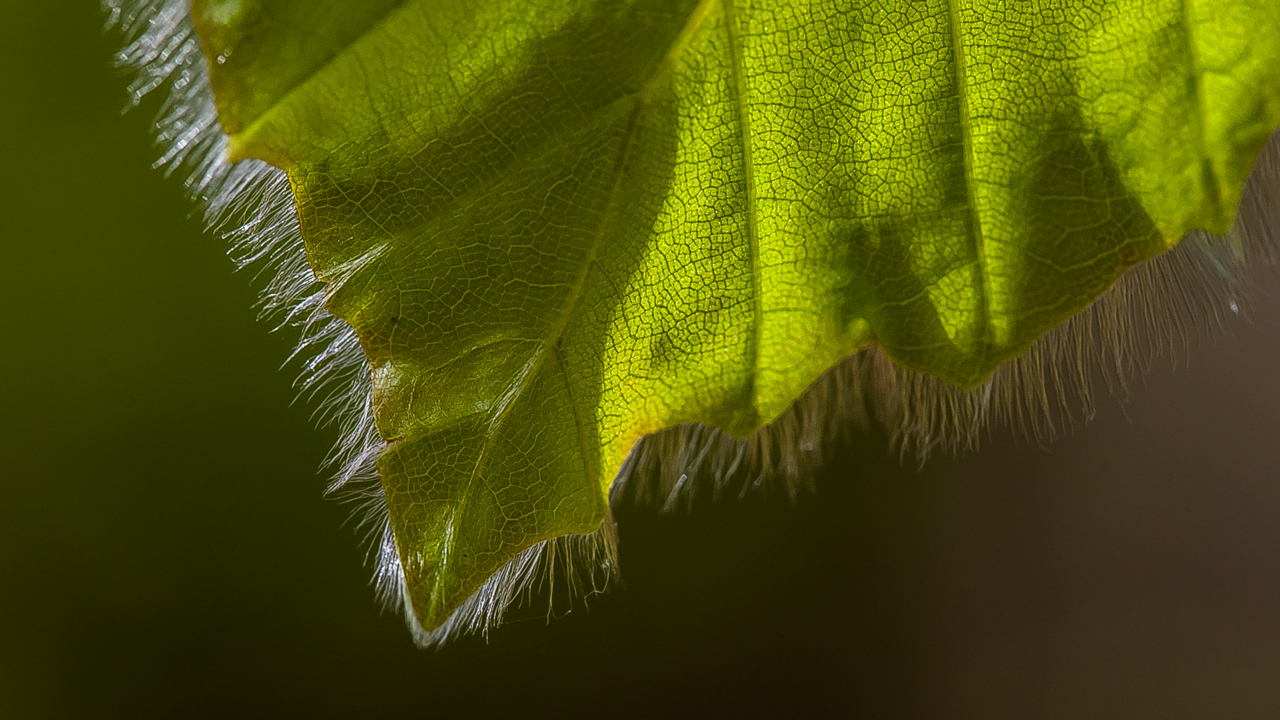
[107,0,1279,646]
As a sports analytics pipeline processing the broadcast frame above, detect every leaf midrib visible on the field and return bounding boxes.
[945,0,991,361]
[720,0,762,419]
[426,0,723,620]
[1180,0,1221,222]
[229,0,414,148]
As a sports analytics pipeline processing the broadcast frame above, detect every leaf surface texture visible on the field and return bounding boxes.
[191,0,1280,630]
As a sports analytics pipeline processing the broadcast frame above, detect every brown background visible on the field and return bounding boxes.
[1,3,1277,717]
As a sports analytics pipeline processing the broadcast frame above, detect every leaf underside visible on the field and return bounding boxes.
[189,0,1280,631]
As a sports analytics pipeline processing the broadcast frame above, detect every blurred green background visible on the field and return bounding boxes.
[3,3,1280,718]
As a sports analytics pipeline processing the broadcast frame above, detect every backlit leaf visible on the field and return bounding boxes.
[176,0,1279,634]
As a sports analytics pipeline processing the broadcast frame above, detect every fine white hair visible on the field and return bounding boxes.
[106,0,1280,647]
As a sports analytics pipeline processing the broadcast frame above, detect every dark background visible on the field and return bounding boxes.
[3,3,1279,718]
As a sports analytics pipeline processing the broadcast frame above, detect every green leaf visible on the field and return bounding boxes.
[189,0,1280,632]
